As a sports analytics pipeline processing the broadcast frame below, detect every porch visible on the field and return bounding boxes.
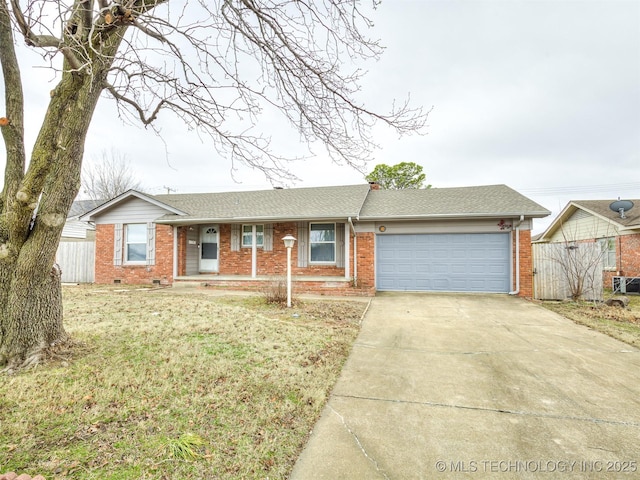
[173,274,373,296]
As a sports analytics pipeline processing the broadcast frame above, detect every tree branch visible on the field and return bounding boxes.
[0,0,26,214]
[103,81,164,124]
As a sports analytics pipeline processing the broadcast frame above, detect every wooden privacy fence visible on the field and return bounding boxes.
[533,242,603,301]
[56,241,95,283]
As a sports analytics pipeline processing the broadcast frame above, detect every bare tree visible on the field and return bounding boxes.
[0,1,427,370]
[539,221,609,301]
[82,149,143,201]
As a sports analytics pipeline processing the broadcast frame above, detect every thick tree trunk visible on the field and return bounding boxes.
[0,265,67,371]
[0,76,103,370]
[0,24,126,370]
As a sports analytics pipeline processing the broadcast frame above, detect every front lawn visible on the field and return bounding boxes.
[0,286,366,479]
[541,294,640,348]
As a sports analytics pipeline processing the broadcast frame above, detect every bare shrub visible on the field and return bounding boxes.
[262,278,295,306]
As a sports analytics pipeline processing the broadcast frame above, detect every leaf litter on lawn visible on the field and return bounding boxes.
[0,285,366,479]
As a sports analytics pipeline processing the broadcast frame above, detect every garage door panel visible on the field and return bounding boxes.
[377,233,510,293]
[397,264,414,274]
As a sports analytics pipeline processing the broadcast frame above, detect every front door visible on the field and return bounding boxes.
[200,225,219,272]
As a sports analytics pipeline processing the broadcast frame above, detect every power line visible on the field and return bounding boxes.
[520,182,640,196]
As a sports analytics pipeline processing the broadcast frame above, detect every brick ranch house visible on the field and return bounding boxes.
[533,199,640,293]
[80,183,550,297]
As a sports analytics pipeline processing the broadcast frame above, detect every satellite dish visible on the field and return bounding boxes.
[609,200,634,219]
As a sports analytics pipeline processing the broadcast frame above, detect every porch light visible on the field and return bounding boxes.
[282,235,296,307]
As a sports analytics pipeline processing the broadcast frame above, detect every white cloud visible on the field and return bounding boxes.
[1,0,639,233]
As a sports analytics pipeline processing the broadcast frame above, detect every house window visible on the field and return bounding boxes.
[242,224,264,247]
[597,237,616,270]
[125,224,147,262]
[310,223,335,263]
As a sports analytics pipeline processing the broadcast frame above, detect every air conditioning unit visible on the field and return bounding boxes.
[612,276,640,294]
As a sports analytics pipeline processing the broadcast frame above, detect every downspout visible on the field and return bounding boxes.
[617,235,622,276]
[508,215,524,295]
[348,216,358,286]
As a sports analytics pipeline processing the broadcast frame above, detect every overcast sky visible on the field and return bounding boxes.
[1,0,639,233]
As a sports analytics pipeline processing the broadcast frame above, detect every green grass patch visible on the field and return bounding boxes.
[0,286,365,479]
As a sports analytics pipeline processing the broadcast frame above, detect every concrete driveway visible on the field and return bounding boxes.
[290,293,640,479]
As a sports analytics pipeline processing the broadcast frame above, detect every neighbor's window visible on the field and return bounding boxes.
[125,224,147,262]
[310,223,335,263]
[242,224,264,247]
[597,237,616,270]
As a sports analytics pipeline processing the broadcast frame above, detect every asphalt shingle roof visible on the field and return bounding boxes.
[571,199,640,227]
[83,183,551,223]
[153,184,371,223]
[68,199,104,218]
[359,184,550,219]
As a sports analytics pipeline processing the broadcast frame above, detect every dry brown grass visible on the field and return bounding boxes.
[542,294,640,348]
[0,285,366,479]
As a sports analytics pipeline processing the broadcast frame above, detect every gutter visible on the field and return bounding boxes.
[348,216,358,286]
[155,215,359,225]
[356,212,550,221]
[509,215,525,295]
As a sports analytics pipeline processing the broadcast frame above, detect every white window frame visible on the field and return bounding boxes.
[125,223,147,264]
[597,237,616,270]
[309,222,336,264]
[242,224,264,248]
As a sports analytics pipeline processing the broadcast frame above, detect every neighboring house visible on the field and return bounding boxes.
[533,199,640,292]
[80,183,549,297]
[61,199,102,241]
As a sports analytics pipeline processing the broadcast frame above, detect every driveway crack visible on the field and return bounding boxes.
[332,393,640,428]
[328,404,390,479]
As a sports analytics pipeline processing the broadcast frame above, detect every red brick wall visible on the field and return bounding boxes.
[217,222,347,277]
[619,234,640,277]
[355,232,375,290]
[94,224,174,285]
[602,234,640,287]
[95,222,539,297]
[517,229,533,298]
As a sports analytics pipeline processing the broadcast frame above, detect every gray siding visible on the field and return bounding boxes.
[62,220,95,239]
[548,211,620,242]
[357,218,532,235]
[93,197,171,224]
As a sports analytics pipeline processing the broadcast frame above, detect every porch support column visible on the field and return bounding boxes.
[251,225,257,278]
[344,221,350,279]
[172,226,178,281]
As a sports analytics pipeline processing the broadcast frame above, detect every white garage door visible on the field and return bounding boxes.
[376,233,511,292]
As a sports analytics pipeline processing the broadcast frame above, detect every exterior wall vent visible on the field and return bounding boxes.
[113,279,121,284]
[152,279,161,285]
